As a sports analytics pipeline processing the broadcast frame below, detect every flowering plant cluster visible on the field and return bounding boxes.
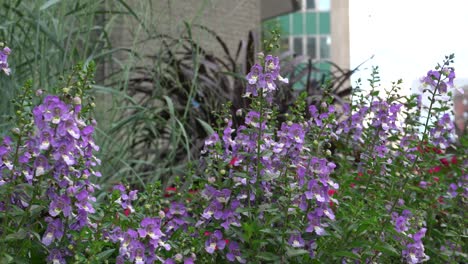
[0,45,466,264]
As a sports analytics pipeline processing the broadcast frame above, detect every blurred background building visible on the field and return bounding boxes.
[262,0,350,72]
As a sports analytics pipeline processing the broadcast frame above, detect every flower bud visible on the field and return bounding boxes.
[257,52,265,60]
[11,127,20,135]
[175,254,183,262]
[62,87,70,94]
[325,149,332,157]
[159,210,166,218]
[220,169,226,175]
[90,102,96,108]
[287,121,293,126]
[236,109,243,116]
[208,177,216,183]
[73,96,82,105]
[35,89,43,96]
[321,102,328,109]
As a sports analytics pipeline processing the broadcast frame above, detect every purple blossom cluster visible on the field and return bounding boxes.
[245,54,288,102]
[429,113,455,149]
[0,46,11,75]
[0,95,101,262]
[108,203,195,264]
[197,55,339,261]
[420,67,455,94]
[392,210,429,263]
[401,228,429,264]
[113,184,138,214]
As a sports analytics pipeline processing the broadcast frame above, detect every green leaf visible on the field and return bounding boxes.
[374,242,399,257]
[256,252,280,261]
[96,249,116,260]
[286,249,309,257]
[196,118,215,135]
[40,0,62,10]
[5,229,28,241]
[331,251,360,259]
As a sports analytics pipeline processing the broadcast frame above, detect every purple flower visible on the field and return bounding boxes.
[226,241,246,263]
[46,248,66,264]
[246,64,263,85]
[49,194,72,217]
[41,96,70,124]
[75,189,95,213]
[0,46,11,75]
[34,155,50,176]
[58,118,81,139]
[138,218,163,239]
[205,230,226,254]
[129,241,146,264]
[402,228,429,263]
[288,233,305,248]
[42,217,64,246]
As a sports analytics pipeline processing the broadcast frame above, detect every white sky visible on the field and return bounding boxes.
[349,0,468,93]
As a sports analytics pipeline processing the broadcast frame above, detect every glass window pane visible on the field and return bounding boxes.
[294,37,303,55]
[318,12,330,34]
[277,15,290,35]
[292,13,303,35]
[307,37,316,59]
[306,0,316,9]
[320,36,331,59]
[305,12,317,35]
[318,0,330,11]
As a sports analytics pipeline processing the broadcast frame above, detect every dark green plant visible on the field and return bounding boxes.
[106,25,358,188]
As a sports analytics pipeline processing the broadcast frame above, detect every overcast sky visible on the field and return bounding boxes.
[349,0,468,93]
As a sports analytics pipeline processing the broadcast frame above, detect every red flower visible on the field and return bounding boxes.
[433,177,440,183]
[204,231,211,236]
[428,166,441,174]
[328,189,337,196]
[164,187,177,197]
[350,183,356,188]
[229,156,239,166]
[440,158,449,166]
[438,196,444,204]
[124,208,131,216]
[451,156,458,165]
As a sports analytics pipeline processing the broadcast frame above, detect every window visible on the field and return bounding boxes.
[318,0,330,11]
[306,0,315,9]
[293,37,303,55]
[319,36,331,59]
[307,37,316,59]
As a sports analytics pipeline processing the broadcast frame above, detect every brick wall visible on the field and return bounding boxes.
[108,0,261,65]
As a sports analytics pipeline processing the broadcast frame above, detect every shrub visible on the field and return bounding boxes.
[0,47,465,263]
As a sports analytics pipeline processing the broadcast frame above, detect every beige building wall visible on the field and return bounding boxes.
[331,0,350,70]
[108,0,261,67]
